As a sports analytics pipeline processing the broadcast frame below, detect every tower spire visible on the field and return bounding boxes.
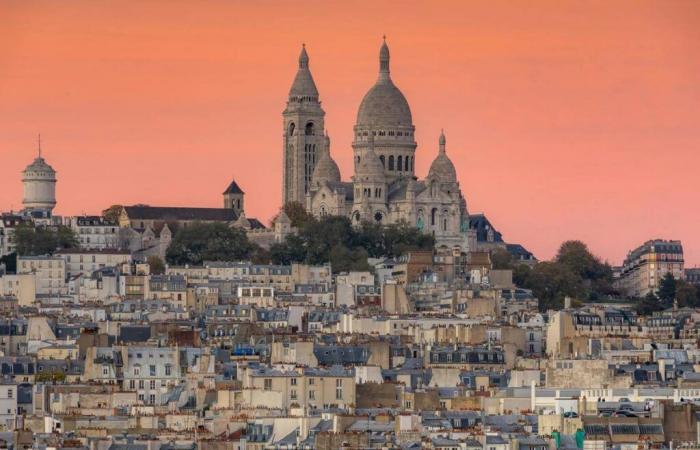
[299,43,309,69]
[379,36,390,80]
[439,129,446,154]
[37,133,42,158]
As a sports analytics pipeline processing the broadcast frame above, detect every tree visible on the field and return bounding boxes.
[102,204,123,223]
[147,256,166,274]
[523,261,586,311]
[490,248,513,270]
[675,281,698,308]
[283,201,315,229]
[166,222,254,265]
[657,273,677,305]
[14,224,78,256]
[637,291,663,315]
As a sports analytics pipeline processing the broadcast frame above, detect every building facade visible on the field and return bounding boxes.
[616,239,684,297]
[289,40,474,251]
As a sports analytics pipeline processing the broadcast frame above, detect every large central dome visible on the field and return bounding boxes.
[356,40,413,127]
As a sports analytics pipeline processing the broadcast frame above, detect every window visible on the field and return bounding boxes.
[150,365,156,377]
[397,155,403,171]
[7,389,12,399]
[149,394,155,405]
[150,380,156,389]
[133,366,141,376]
[405,156,410,171]
[305,122,314,136]
[379,155,385,167]
[309,378,315,385]
[102,366,109,376]
[129,380,135,390]
[165,365,172,376]
[138,380,144,389]
[388,155,394,170]
[335,379,343,400]
[264,379,272,391]
[291,378,297,386]
[309,390,315,400]
[291,389,297,400]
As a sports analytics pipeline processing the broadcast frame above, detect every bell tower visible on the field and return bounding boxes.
[283,44,325,206]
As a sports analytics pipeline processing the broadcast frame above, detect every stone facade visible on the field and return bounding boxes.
[284,40,474,251]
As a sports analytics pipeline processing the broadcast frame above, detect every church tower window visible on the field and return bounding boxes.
[388,156,394,170]
[397,156,403,172]
[379,155,385,167]
[288,123,295,136]
[305,122,315,135]
[405,156,410,171]
[431,208,437,226]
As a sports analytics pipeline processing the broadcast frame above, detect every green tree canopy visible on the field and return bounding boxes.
[657,273,677,304]
[147,256,166,274]
[102,204,123,223]
[490,248,514,270]
[675,280,698,308]
[282,201,315,229]
[14,224,78,256]
[637,291,663,315]
[269,216,434,272]
[166,222,255,265]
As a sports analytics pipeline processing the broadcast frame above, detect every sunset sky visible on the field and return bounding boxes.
[1,1,699,266]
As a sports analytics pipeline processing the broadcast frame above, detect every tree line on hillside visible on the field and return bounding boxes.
[495,240,700,314]
[165,202,434,273]
[492,240,617,311]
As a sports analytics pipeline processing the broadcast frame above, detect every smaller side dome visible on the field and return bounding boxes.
[428,130,457,182]
[355,135,386,182]
[312,133,341,186]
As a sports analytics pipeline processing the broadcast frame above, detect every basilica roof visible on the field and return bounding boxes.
[288,45,319,99]
[428,131,457,182]
[356,39,413,128]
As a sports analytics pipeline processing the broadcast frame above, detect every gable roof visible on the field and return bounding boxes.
[223,180,244,195]
[123,205,237,222]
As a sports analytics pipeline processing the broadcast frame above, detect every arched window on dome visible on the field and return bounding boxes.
[410,157,414,172]
[397,156,403,172]
[288,123,295,136]
[405,156,410,171]
[388,156,394,170]
[442,210,448,231]
[305,122,315,136]
[431,208,437,226]
[379,155,385,167]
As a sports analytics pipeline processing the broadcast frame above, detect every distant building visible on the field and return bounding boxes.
[616,239,684,297]
[65,216,120,250]
[685,268,700,287]
[21,146,57,221]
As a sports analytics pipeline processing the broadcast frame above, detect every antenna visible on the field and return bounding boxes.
[37,133,42,158]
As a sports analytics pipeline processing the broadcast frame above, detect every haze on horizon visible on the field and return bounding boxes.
[1,0,699,266]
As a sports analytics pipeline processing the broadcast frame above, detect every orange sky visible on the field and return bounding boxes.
[1,1,699,266]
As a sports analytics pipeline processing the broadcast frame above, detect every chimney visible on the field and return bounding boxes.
[564,297,572,309]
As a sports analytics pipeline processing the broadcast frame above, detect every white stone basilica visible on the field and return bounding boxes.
[283,39,475,251]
